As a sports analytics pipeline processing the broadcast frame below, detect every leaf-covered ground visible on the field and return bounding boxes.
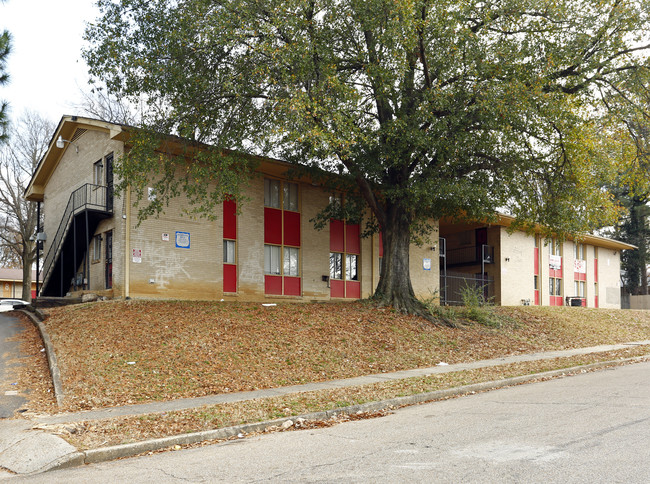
[37,300,650,412]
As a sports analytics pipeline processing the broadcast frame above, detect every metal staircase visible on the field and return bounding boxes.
[40,184,113,297]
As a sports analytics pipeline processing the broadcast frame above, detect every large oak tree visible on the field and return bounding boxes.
[85,0,650,317]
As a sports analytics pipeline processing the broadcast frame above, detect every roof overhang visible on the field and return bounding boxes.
[440,213,636,251]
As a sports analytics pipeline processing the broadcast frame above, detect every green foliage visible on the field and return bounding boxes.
[459,283,500,327]
[85,0,650,234]
[117,130,258,223]
[84,0,650,306]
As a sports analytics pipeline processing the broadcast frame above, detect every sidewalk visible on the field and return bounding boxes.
[1,340,649,476]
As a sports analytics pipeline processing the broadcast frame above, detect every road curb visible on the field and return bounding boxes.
[20,309,65,407]
[54,355,648,470]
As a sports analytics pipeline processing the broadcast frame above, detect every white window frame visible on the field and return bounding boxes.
[330,252,343,280]
[346,254,359,281]
[223,240,236,264]
[264,179,281,208]
[93,160,103,186]
[93,236,102,262]
[283,247,300,276]
[264,245,281,275]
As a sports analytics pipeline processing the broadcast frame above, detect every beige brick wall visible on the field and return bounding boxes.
[126,183,221,300]
[42,126,625,307]
[506,235,621,308]
[42,129,123,295]
[498,229,536,305]
[125,175,371,301]
[597,246,622,308]
[408,228,440,302]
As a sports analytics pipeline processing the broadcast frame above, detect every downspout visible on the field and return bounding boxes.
[124,186,131,299]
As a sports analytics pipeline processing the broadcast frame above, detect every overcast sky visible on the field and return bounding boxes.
[1,0,100,125]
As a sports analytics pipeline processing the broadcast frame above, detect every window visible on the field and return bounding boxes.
[92,236,101,262]
[223,240,236,264]
[264,245,281,275]
[330,253,343,280]
[283,182,298,211]
[264,178,301,295]
[284,247,300,276]
[574,280,585,297]
[346,254,358,281]
[574,242,585,260]
[264,179,281,208]
[549,238,562,256]
[550,277,561,296]
[330,194,361,298]
[223,198,237,293]
[93,160,103,185]
[534,275,538,290]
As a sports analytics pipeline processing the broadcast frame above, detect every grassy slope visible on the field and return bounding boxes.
[41,300,650,412]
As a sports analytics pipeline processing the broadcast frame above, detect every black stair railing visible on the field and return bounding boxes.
[41,184,111,290]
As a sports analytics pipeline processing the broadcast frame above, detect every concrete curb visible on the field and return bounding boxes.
[51,355,647,470]
[20,309,65,407]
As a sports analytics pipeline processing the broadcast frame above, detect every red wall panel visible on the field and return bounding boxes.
[264,275,282,295]
[284,277,301,296]
[223,199,237,240]
[283,211,301,247]
[330,219,344,252]
[264,208,282,245]
[223,264,237,293]
[346,224,360,254]
[346,281,361,299]
[330,279,345,298]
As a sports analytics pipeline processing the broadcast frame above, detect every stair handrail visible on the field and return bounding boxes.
[41,184,110,289]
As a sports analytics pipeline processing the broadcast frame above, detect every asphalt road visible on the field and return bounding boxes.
[0,313,26,419]
[10,360,650,483]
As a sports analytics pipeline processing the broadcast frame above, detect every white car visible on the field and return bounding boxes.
[0,299,27,312]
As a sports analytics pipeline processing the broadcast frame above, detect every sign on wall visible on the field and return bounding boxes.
[162,233,170,242]
[175,231,190,249]
[549,254,562,270]
[132,248,142,263]
[423,258,431,271]
[574,259,586,274]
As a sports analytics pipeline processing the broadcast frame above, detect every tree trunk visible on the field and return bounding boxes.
[370,202,453,327]
[21,244,34,303]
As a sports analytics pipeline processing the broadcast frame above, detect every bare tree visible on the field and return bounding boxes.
[0,111,55,301]
[74,84,139,125]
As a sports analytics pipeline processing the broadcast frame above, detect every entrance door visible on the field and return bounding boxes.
[105,231,113,289]
[105,153,114,211]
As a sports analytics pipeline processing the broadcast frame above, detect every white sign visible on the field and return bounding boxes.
[162,233,170,242]
[574,259,586,274]
[549,255,562,270]
[423,258,431,271]
[132,248,142,263]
